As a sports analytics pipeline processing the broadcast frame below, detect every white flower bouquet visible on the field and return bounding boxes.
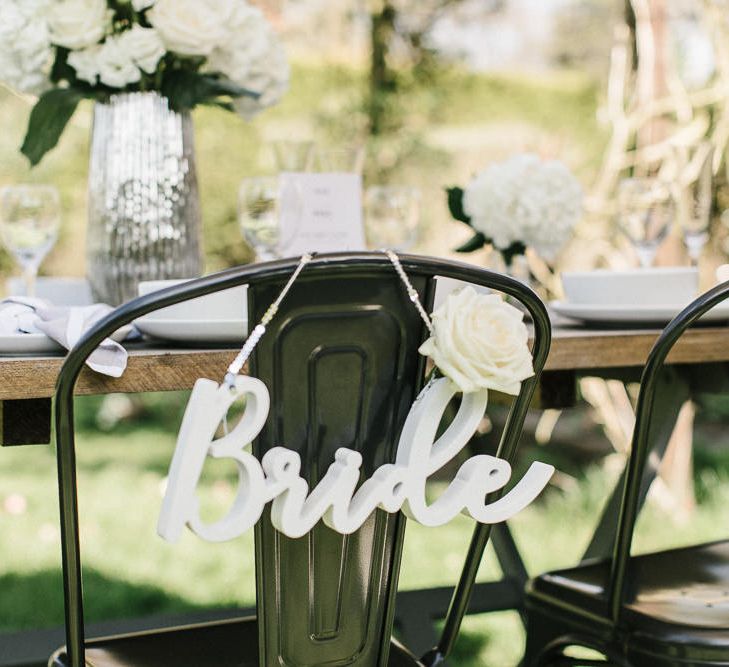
[447,153,583,266]
[1,0,289,165]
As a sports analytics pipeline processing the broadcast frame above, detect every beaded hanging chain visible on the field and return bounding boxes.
[384,249,434,336]
[224,250,433,391]
[224,252,314,389]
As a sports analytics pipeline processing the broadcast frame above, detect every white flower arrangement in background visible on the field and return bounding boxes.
[419,286,534,395]
[0,0,289,165]
[47,0,111,51]
[0,1,54,95]
[147,0,231,57]
[448,153,583,266]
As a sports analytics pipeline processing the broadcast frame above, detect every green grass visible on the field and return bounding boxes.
[2,395,729,665]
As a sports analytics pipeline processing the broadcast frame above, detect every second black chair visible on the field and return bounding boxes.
[522,279,729,667]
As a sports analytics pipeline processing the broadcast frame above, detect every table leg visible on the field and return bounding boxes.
[581,367,691,561]
[656,400,696,519]
[492,523,529,623]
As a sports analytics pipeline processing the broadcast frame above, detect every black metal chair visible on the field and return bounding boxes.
[522,279,729,667]
[48,251,551,667]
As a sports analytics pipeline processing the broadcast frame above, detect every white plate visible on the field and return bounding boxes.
[0,333,63,354]
[550,301,729,325]
[135,318,248,343]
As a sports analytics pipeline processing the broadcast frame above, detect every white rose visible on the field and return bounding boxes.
[47,0,110,50]
[206,3,289,119]
[418,287,534,395]
[96,36,141,88]
[148,0,233,57]
[0,1,53,94]
[67,44,100,84]
[132,0,155,10]
[118,25,165,74]
[463,153,582,261]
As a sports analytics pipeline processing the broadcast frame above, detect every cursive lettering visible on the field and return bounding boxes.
[158,376,554,542]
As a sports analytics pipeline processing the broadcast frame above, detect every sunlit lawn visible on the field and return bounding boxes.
[2,394,729,666]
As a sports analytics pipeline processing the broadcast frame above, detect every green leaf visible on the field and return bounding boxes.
[455,232,487,253]
[203,100,236,113]
[161,70,259,112]
[21,88,84,167]
[501,241,527,267]
[446,186,471,224]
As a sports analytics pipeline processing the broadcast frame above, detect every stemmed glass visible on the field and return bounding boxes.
[678,143,713,265]
[238,177,280,262]
[364,186,421,251]
[314,146,365,174]
[0,184,61,296]
[616,177,672,268]
[272,140,315,172]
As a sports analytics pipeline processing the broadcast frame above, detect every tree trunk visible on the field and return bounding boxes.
[369,2,398,136]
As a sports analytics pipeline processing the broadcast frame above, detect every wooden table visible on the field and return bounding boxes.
[3,324,729,402]
[545,323,729,371]
[1,324,727,444]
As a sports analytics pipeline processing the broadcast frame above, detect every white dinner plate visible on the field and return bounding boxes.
[0,333,63,354]
[135,318,248,343]
[550,301,729,325]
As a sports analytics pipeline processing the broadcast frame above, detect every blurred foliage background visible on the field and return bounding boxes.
[0,1,611,282]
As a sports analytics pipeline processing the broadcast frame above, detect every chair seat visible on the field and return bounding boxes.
[529,539,729,642]
[49,615,423,667]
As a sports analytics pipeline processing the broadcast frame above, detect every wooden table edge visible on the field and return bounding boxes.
[0,347,237,400]
[1,324,729,400]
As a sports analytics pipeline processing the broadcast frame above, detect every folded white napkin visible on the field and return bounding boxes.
[0,297,129,377]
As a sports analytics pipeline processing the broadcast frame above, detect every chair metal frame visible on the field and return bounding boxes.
[523,279,729,667]
[52,251,551,667]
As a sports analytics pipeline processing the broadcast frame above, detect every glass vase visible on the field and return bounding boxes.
[86,92,203,305]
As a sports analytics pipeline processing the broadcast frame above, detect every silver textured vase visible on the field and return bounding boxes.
[87,92,203,305]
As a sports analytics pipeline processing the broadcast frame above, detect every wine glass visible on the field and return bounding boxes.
[0,184,61,297]
[314,146,365,174]
[271,140,315,172]
[679,143,714,265]
[616,177,672,268]
[364,186,421,251]
[238,177,280,262]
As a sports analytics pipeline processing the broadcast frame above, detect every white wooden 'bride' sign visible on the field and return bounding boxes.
[158,375,554,542]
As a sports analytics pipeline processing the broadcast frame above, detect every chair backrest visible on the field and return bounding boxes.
[607,279,729,623]
[53,251,551,667]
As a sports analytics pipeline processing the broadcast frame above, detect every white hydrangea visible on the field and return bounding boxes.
[205,3,289,120]
[463,153,583,262]
[0,1,54,95]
